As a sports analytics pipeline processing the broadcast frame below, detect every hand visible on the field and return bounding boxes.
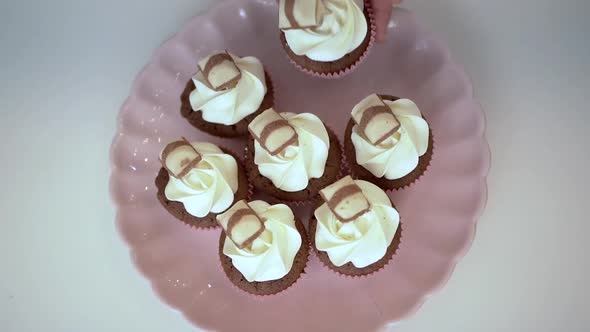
[373,0,403,42]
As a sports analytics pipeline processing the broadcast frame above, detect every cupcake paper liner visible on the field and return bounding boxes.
[340,136,352,177]
[281,0,376,79]
[276,197,313,208]
[179,220,220,231]
[247,178,255,201]
[217,251,308,299]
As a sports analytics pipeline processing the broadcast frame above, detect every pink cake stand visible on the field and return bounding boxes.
[110,1,490,331]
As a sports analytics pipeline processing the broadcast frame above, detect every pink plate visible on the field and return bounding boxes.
[109,1,490,331]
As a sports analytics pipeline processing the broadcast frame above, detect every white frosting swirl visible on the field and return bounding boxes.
[222,201,302,282]
[164,142,238,218]
[254,112,330,192]
[351,99,430,180]
[283,0,368,62]
[314,180,399,268]
[189,53,267,125]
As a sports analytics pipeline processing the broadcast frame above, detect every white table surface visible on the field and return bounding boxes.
[1,0,589,331]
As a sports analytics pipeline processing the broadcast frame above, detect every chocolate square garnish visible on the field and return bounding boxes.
[198,51,242,91]
[248,108,299,156]
[319,176,371,223]
[279,0,323,30]
[160,137,202,179]
[217,200,265,249]
[351,94,400,146]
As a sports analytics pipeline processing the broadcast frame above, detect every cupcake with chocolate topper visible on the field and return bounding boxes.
[155,138,249,229]
[278,0,375,77]
[245,108,342,202]
[217,200,309,295]
[309,176,402,276]
[180,51,274,137]
[344,94,434,190]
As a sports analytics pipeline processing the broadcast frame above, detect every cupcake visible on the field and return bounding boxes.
[309,176,402,276]
[245,108,342,202]
[278,0,375,77]
[155,138,249,228]
[217,200,309,295]
[344,94,434,190]
[180,51,274,137]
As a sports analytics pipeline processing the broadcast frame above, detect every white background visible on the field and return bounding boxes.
[1,0,589,331]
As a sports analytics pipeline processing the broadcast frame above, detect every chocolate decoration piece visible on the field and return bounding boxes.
[217,200,265,249]
[279,0,322,30]
[352,94,400,146]
[248,108,299,156]
[160,137,202,179]
[319,176,370,223]
[198,51,242,91]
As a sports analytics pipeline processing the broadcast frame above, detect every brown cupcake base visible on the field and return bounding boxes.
[309,199,402,277]
[245,127,342,202]
[180,72,274,138]
[155,148,249,229]
[219,217,309,296]
[279,1,373,75]
[344,95,434,191]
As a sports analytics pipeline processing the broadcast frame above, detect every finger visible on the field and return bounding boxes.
[372,0,394,42]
